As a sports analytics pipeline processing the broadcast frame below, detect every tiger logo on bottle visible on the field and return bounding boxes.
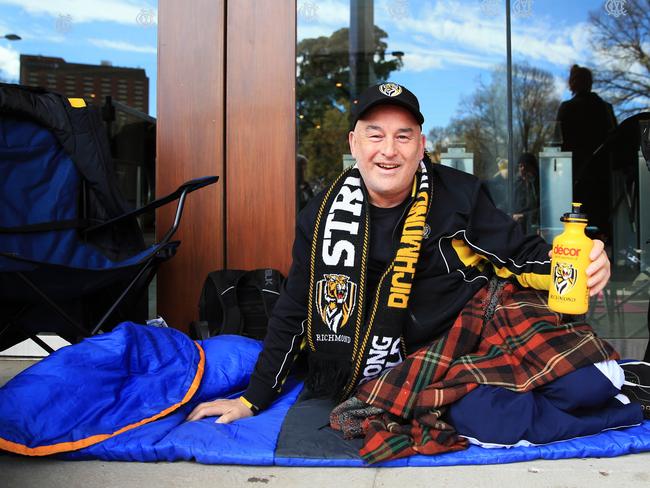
[553,262,577,296]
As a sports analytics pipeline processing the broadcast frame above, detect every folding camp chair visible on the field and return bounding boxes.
[0,83,217,353]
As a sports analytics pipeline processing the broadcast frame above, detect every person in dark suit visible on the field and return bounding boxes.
[513,152,540,235]
[556,64,617,242]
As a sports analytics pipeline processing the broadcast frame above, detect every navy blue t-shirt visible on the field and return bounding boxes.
[367,199,410,293]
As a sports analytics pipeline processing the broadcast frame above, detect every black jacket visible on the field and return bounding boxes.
[243,164,551,411]
[556,91,617,238]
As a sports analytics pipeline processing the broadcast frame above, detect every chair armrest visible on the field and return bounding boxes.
[84,176,218,243]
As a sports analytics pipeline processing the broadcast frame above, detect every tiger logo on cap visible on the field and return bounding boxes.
[379,83,403,97]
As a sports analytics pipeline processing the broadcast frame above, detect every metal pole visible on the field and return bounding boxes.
[506,0,514,215]
[349,0,375,103]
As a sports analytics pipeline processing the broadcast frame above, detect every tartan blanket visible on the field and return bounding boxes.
[330,280,618,464]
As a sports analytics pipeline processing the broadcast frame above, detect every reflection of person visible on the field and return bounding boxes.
[486,158,508,211]
[512,152,540,234]
[296,154,314,211]
[188,83,618,433]
[556,64,617,241]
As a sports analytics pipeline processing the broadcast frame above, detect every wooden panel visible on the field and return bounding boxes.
[156,0,225,330]
[226,0,296,274]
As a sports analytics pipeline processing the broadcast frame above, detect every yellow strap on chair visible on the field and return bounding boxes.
[67,98,86,108]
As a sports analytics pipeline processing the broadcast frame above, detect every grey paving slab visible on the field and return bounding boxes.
[375,455,650,488]
[0,457,379,488]
[0,358,37,386]
[3,454,650,488]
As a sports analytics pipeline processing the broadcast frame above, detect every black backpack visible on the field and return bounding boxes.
[189,269,285,340]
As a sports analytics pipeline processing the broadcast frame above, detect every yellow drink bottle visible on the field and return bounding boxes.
[548,203,593,314]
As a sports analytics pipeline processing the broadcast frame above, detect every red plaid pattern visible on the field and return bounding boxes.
[331,282,618,464]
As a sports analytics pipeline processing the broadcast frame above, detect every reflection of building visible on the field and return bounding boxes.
[19,55,149,114]
[20,54,154,228]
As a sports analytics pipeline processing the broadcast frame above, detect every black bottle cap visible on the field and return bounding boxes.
[560,202,588,222]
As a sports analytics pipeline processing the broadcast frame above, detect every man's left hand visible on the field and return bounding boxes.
[547,239,610,296]
[585,239,610,296]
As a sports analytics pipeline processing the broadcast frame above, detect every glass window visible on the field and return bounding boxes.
[296,0,508,211]
[1,1,158,229]
[512,0,650,353]
[297,0,650,353]
[1,1,159,342]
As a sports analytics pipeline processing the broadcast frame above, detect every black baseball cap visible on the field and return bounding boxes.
[351,83,424,128]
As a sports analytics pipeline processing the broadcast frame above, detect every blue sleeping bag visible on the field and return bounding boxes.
[1,322,649,466]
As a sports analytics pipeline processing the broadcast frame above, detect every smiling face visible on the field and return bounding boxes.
[348,104,425,208]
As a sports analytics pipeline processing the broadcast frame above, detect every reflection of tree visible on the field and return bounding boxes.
[297,26,402,188]
[426,71,505,179]
[512,63,560,155]
[589,0,650,117]
[300,102,350,189]
[428,63,559,179]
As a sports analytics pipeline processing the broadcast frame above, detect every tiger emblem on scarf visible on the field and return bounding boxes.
[553,262,577,296]
[316,274,357,333]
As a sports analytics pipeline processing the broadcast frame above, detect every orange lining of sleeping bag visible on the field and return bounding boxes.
[0,341,206,456]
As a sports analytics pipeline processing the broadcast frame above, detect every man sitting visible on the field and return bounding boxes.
[188,83,648,459]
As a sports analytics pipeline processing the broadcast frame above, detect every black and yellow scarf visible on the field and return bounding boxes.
[306,159,433,400]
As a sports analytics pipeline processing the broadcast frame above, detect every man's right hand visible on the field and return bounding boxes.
[186,397,253,424]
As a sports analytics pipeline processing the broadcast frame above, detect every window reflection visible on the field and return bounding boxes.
[297,0,650,351]
[296,0,508,198]
[511,0,649,349]
[297,13,403,195]
[1,1,158,231]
